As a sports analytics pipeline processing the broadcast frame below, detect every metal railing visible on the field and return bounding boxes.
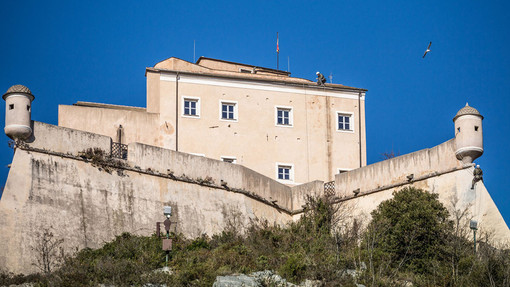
[111,142,128,159]
[324,180,335,194]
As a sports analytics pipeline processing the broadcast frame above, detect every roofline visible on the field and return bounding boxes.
[72,101,147,112]
[153,56,195,68]
[146,67,367,93]
[196,56,291,76]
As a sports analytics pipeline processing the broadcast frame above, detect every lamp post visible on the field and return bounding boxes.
[163,206,172,266]
[470,220,478,254]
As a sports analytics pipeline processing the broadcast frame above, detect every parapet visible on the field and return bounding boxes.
[334,139,464,198]
[26,121,112,156]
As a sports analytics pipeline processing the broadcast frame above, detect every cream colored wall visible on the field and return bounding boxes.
[335,167,510,247]
[146,71,160,114]
[331,138,510,247]
[28,121,112,155]
[0,123,297,274]
[61,65,366,184]
[335,139,462,197]
[1,121,509,274]
[58,105,161,147]
[158,72,366,184]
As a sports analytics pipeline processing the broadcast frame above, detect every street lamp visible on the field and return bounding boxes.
[470,220,478,254]
[162,206,173,266]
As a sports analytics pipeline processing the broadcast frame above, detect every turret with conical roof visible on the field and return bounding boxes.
[453,103,483,163]
[3,85,35,140]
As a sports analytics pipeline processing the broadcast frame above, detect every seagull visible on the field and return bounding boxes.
[423,42,432,58]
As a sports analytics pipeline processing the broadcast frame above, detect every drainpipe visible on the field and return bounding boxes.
[358,91,362,168]
[176,72,180,152]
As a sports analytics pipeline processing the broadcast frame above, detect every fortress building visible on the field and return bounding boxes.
[58,57,367,184]
[0,57,508,274]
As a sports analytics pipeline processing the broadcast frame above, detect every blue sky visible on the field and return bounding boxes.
[1,1,509,224]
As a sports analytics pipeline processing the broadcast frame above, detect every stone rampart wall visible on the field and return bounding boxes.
[26,121,111,155]
[128,143,294,211]
[335,139,463,197]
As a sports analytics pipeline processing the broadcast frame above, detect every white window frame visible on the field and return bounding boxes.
[275,162,294,183]
[182,96,200,118]
[219,100,238,122]
[275,106,293,127]
[336,111,354,133]
[221,156,237,164]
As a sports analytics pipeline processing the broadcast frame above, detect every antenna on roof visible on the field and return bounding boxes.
[287,56,290,72]
[329,73,333,84]
[194,40,196,63]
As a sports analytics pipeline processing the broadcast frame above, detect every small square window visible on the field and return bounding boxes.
[474,126,479,131]
[276,107,293,127]
[183,97,200,117]
[337,113,353,131]
[220,101,237,121]
[276,164,293,181]
[9,104,14,110]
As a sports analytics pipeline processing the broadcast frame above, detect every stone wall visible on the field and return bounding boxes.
[333,139,510,247]
[1,122,508,275]
[0,122,299,274]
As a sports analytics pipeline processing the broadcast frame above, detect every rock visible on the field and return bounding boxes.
[153,266,173,275]
[213,273,260,287]
[213,270,323,287]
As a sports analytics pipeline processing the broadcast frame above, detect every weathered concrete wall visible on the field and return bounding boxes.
[1,122,509,275]
[0,147,294,274]
[0,123,301,274]
[128,143,293,211]
[290,180,324,214]
[335,139,462,197]
[26,121,111,156]
[333,139,510,247]
[58,104,161,148]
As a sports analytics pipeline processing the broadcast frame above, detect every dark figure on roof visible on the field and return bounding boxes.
[316,72,326,86]
[472,165,483,189]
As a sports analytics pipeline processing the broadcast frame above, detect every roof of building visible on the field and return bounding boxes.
[453,103,483,121]
[148,57,367,92]
[73,101,146,112]
[3,84,35,101]
[196,56,291,76]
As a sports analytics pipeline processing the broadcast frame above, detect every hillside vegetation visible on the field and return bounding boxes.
[1,187,509,286]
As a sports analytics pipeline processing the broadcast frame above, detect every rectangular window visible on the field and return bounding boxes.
[9,104,14,110]
[276,106,293,127]
[182,97,200,117]
[276,163,294,182]
[220,101,238,121]
[278,165,291,180]
[337,112,354,132]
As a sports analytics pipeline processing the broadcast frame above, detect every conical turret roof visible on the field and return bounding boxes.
[2,84,34,101]
[453,103,483,121]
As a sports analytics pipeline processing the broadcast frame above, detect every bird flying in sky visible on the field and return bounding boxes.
[423,42,432,58]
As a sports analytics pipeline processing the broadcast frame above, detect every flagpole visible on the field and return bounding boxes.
[277,32,279,70]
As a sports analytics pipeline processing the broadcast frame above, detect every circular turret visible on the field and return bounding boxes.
[3,85,35,140]
[453,103,483,163]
